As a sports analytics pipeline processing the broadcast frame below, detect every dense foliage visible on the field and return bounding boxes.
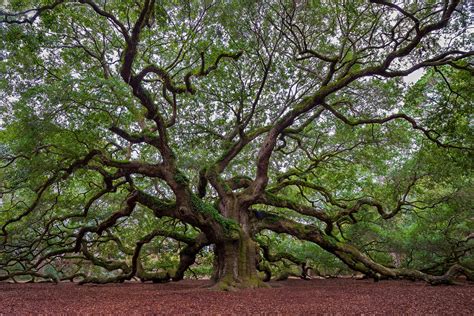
[0,0,472,288]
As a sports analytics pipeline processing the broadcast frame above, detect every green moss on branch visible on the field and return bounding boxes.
[190,194,239,238]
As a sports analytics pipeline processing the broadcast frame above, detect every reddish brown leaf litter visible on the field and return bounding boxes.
[1,279,473,315]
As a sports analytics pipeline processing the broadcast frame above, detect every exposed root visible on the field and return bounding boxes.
[210,276,271,291]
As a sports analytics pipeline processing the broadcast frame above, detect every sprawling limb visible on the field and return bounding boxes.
[173,232,209,281]
[78,229,208,284]
[255,211,473,285]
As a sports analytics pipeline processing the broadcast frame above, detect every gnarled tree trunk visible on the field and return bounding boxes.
[210,200,267,290]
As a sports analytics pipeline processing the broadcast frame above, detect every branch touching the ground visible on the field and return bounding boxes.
[254,210,473,284]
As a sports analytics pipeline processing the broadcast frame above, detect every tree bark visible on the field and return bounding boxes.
[210,200,267,290]
[211,232,266,290]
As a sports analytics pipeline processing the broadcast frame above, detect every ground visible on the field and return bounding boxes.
[1,279,472,314]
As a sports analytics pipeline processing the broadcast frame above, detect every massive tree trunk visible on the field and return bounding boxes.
[210,200,267,290]
[211,233,263,290]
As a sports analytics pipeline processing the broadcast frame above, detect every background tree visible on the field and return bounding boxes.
[0,0,472,289]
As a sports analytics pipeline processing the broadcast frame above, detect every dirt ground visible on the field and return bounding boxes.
[0,278,472,315]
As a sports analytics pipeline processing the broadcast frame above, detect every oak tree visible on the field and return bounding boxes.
[0,0,472,289]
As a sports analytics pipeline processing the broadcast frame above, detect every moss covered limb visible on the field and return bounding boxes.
[395,264,473,285]
[135,189,239,242]
[190,194,240,239]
